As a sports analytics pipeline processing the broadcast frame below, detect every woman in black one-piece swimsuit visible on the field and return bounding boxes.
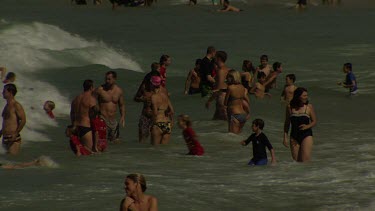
[283,87,317,162]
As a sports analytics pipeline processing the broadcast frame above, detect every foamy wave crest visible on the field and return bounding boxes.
[0,21,141,144]
[0,21,142,71]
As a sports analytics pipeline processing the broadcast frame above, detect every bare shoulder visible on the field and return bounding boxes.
[147,195,158,207]
[14,101,25,112]
[115,84,124,93]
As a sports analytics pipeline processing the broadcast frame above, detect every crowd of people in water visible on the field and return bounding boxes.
[0,44,357,210]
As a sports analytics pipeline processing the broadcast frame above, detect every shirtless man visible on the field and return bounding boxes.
[96,71,125,142]
[70,80,96,150]
[281,74,297,104]
[258,55,272,77]
[1,84,26,155]
[206,51,230,120]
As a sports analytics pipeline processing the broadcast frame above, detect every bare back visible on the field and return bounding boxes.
[72,92,96,127]
[225,84,247,114]
[151,90,173,123]
[215,66,230,90]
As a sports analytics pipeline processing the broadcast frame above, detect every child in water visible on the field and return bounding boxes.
[90,107,107,152]
[178,114,204,156]
[66,125,92,156]
[240,119,276,165]
[337,63,358,95]
[218,0,242,12]
[43,100,56,119]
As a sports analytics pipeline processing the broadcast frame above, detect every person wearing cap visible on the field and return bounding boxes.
[150,76,174,145]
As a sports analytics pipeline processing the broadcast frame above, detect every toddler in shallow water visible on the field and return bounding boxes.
[177,114,204,156]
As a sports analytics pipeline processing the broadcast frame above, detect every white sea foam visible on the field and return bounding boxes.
[0,21,142,143]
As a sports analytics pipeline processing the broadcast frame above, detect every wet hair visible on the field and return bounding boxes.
[286,74,296,82]
[215,51,227,63]
[260,55,268,61]
[159,55,170,65]
[242,60,256,73]
[126,173,147,192]
[106,71,117,79]
[5,72,16,81]
[344,63,352,71]
[257,72,266,80]
[45,101,55,110]
[206,46,216,54]
[4,83,17,96]
[83,79,93,91]
[227,69,241,84]
[178,114,192,127]
[195,59,202,66]
[252,119,265,130]
[290,87,308,109]
[273,62,282,71]
[151,62,160,72]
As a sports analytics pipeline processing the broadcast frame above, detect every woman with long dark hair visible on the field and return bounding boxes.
[283,87,316,162]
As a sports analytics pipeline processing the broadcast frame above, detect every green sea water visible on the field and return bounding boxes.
[0,0,375,210]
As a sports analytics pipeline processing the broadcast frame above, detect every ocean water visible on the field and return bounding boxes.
[1,0,375,210]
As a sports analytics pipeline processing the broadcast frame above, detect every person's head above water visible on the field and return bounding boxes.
[4,72,16,83]
[343,63,352,73]
[206,46,216,57]
[226,69,241,85]
[43,100,55,112]
[159,55,171,67]
[290,87,308,109]
[125,173,147,194]
[3,83,17,99]
[83,79,94,91]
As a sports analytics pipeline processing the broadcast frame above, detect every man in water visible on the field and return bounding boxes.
[199,46,216,97]
[1,84,26,155]
[96,71,125,142]
[70,80,96,150]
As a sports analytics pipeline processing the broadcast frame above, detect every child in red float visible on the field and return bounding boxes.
[90,107,107,152]
[178,114,204,156]
[65,125,92,156]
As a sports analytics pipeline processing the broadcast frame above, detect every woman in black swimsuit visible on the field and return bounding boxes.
[283,87,317,162]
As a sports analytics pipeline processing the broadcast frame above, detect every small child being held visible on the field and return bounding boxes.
[90,107,107,152]
[337,63,358,95]
[240,119,276,165]
[65,125,92,156]
[178,114,204,156]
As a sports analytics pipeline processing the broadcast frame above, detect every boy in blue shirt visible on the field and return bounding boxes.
[240,119,276,165]
[337,63,358,95]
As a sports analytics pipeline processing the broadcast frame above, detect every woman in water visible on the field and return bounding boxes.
[120,173,158,211]
[283,87,317,162]
[224,69,250,134]
[150,76,174,145]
